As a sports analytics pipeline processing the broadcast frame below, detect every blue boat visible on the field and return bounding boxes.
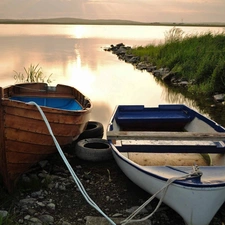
[107,104,225,225]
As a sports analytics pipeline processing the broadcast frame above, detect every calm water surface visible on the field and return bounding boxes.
[1,24,224,131]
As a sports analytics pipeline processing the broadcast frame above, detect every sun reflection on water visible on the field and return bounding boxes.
[71,25,86,39]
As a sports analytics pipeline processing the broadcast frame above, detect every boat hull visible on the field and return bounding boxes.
[112,145,225,225]
[0,83,92,192]
[107,104,225,225]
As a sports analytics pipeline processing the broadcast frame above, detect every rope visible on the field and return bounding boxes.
[27,101,117,225]
[27,101,203,225]
[120,165,203,225]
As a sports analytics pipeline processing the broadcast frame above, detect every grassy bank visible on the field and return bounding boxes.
[129,27,225,96]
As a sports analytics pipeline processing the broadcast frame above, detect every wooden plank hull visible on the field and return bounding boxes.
[0,83,92,192]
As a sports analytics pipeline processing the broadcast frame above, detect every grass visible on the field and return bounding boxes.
[0,189,19,225]
[14,64,53,84]
[0,214,17,225]
[129,27,225,96]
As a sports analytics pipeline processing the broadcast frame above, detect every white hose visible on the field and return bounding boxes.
[27,101,117,225]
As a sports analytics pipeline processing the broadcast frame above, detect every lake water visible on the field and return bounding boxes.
[1,24,224,132]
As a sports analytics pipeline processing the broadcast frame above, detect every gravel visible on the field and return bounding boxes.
[0,147,225,225]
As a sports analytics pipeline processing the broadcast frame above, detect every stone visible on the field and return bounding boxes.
[213,94,225,102]
[0,210,8,218]
[85,216,151,225]
[38,214,54,224]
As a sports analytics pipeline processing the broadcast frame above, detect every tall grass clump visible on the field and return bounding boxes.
[14,64,53,84]
[0,214,17,225]
[129,27,225,96]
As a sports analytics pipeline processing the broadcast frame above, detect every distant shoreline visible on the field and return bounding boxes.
[0,18,225,27]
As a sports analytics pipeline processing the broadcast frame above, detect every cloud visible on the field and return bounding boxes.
[0,0,224,23]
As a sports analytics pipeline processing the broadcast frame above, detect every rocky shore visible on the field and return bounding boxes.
[105,43,225,103]
[104,43,191,86]
[1,143,225,225]
[0,147,185,225]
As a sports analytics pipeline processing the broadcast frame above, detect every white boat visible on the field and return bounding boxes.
[107,104,225,225]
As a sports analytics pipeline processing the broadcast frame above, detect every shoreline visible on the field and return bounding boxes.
[0,18,225,27]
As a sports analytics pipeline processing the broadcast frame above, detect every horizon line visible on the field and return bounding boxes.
[0,17,225,27]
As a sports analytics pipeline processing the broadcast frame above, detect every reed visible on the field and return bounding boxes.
[14,64,53,84]
[129,27,225,96]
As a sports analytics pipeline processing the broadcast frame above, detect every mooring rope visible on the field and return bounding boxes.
[27,101,117,225]
[120,165,203,225]
[27,101,203,225]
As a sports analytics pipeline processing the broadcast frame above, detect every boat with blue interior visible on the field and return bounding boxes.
[107,104,225,225]
[0,83,92,192]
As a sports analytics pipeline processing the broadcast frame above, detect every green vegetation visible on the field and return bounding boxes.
[129,27,225,96]
[14,64,53,84]
[0,196,18,225]
[0,214,17,225]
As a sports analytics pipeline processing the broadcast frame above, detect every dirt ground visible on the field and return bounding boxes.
[1,148,225,225]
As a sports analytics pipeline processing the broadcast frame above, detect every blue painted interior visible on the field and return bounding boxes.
[115,105,191,123]
[10,96,83,110]
[113,104,225,132]
[108,104,225,187]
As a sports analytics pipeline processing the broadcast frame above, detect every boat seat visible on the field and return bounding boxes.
[116,140,225,154]
[116,112,191,122]
[115,111,192,130]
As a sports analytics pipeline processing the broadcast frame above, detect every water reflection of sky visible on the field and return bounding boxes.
[1,24,224,130]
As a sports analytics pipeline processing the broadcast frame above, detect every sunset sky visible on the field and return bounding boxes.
[0,0,225,23]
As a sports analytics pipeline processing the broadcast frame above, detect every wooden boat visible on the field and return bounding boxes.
[0,83,92,192]
[107,104,225,225]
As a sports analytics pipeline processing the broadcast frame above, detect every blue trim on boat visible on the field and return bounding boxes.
[10,96,83,110]
[108,104,225,188]
[116,143,225,153]
[111,144,225,188]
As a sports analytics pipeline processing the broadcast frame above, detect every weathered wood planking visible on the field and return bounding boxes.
[0,83,92,192]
